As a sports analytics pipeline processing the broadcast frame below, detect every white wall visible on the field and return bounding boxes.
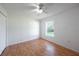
[7,11,39,46]
[40,6,79,52]
[0,5,7,54]
[0,4,40,51]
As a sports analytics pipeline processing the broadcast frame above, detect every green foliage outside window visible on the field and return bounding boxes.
[46,21,54,37]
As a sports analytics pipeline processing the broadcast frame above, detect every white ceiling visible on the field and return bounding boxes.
[1,3,79,20]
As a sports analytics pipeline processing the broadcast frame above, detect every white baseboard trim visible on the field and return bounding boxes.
[41,37,79,53]
[6,36,39,47]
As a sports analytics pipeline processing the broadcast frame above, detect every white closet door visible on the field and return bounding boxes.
[0,13,6,54]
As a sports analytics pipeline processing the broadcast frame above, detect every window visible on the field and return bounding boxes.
[45,21,54,37]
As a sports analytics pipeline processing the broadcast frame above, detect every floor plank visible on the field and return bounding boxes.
[1,39,79,56]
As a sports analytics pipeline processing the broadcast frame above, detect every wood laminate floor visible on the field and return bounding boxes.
[1,39,79,56]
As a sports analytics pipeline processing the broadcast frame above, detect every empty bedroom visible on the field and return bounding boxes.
[0,3,79,56]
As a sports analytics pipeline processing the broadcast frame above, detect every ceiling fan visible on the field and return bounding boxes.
[28,3,47,14]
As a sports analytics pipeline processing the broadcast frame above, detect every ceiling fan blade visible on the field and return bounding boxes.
[43,9,48,14]
[25,3,47,14]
